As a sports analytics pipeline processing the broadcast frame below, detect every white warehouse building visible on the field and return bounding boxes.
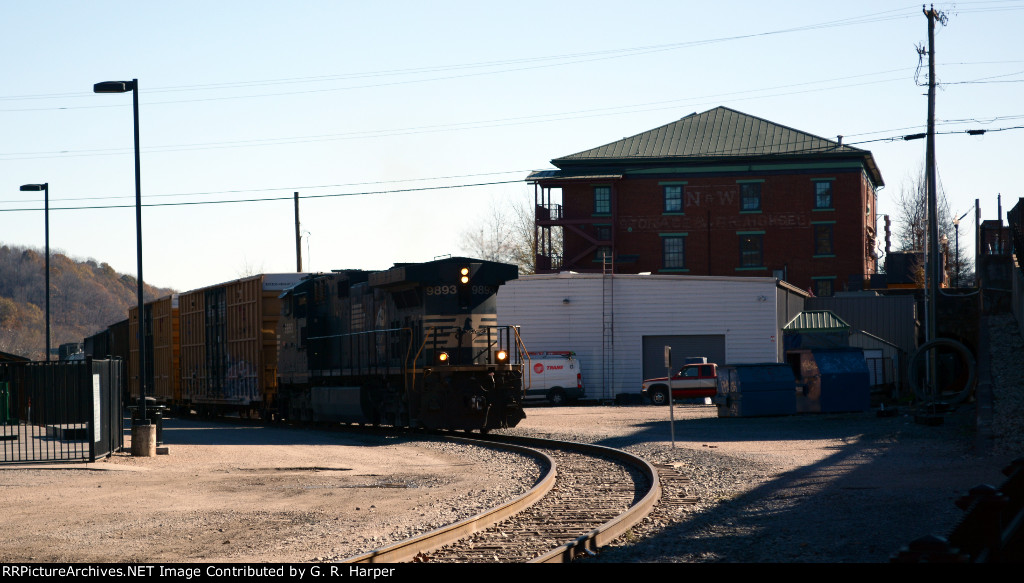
[497,273,807,402]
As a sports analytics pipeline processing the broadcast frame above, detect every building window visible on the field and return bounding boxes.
[740,183,761,211]
[595,225,611,242]
[663,185,682,212]
[595,246,612,262]
[739,234,764,267]
[594,186,610,214]
[814,181,833,209]
[813,224,834,255]
[813,278,835,297]
[662,236,686,269]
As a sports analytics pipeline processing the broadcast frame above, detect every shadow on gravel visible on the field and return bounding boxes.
[588,406,1012,563]
[130,415,418,448]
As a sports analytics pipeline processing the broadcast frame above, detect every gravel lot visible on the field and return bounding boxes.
[1,314,1020,564]
[0,426,542,563]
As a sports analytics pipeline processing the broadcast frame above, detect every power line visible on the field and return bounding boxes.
[0,69,917,160]
[6,169,537,204]
[0,179,525,213]
[0,7,929,112]
[6,117,1022,209]
[847,124,1024,144]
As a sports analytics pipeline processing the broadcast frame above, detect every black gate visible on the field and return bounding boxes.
[0,358,123,464]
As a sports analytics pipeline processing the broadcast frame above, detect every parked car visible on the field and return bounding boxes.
[641,363,718,405]
[524,351,585,405]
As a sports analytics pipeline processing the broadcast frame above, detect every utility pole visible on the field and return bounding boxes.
[294,192,302,272]
[924,5,941,350]
[922,5,947,401]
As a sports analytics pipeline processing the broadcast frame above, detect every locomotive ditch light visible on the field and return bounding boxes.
[438,351,450,364]
[495,350,508,362]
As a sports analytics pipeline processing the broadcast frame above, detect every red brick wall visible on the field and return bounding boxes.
[554,169,876,293]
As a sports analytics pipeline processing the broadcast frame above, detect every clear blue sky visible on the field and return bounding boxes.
[3,1,1022,292]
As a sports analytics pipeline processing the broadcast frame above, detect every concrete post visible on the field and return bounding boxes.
[131,420,156,457]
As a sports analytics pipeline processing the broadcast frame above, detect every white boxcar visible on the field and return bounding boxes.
[497,273,806,401]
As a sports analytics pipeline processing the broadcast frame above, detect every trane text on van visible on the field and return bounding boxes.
[523,352,585,405]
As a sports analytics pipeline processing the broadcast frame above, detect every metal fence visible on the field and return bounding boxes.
[0,358,123,464]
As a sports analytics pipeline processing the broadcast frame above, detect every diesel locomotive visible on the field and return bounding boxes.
[275,257,527,431]
[83,257,527,432]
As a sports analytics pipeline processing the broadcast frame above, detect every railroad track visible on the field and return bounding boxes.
[341,432,662,563]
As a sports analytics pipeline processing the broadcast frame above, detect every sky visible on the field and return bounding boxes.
[2,1,1023,293]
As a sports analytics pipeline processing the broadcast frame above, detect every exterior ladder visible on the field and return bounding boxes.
[601,253,614,402]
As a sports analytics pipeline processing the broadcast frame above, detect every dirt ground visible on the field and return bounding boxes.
[0,403,1013,564]
[0,419,514,563]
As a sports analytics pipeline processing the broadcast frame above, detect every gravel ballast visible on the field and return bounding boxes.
[1,314,1020,563]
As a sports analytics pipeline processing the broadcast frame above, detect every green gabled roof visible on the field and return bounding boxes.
[783,310,851,333]
[550,106,883,186]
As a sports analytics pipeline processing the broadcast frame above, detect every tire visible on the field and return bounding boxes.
[547,388,567,406]
[909,338,976,405]
[649,387,669,406]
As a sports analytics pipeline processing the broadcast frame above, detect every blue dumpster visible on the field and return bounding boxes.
[713,363,797,417]
[791,348,871,413]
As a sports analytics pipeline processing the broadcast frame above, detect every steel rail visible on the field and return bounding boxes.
[482,434,662,563]
[342,432,661,563]
[342,436,557,564]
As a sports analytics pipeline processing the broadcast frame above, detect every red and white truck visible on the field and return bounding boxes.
[641,362,719,405]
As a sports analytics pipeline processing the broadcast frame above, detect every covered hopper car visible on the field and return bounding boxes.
[276,257,527,431]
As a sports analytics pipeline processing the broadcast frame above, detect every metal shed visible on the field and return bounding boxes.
[497,273,806,401]
[782,310,850,350]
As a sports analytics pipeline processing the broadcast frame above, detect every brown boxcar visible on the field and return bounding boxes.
[128,295,180,405]
[178,274,307,417]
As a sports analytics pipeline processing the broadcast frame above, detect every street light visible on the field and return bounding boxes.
[940,234,949,287]
[19,183,49,361]
[93,78,147,426]
[953,211,969,288]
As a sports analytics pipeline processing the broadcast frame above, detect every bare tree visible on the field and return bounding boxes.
[460,203,518,264]
[236,257,266,279]
[891,170,951,252]
[888,167,972,286]
[459,193,561,275]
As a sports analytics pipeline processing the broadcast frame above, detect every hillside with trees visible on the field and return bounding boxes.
[0,243,175,360]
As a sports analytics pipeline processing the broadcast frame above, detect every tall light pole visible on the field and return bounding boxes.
[953,210,969,287]
[93,79,147,425]
[19,183,49,361]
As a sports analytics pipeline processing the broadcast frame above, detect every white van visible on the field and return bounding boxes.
[524,351,585,405]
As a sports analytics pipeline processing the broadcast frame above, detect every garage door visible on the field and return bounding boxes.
[642,335,726,379]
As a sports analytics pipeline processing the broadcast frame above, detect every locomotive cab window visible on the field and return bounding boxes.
[292,294,307,318]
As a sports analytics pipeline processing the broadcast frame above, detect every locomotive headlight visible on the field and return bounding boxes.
[460,267,470,284]
[495,350,508,362]
[438,351,450,364]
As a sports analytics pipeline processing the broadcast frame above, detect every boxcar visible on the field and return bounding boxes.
[128,294,180,406]
[178,274,307,417]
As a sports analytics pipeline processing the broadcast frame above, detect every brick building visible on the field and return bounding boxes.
[529,107,885,296]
